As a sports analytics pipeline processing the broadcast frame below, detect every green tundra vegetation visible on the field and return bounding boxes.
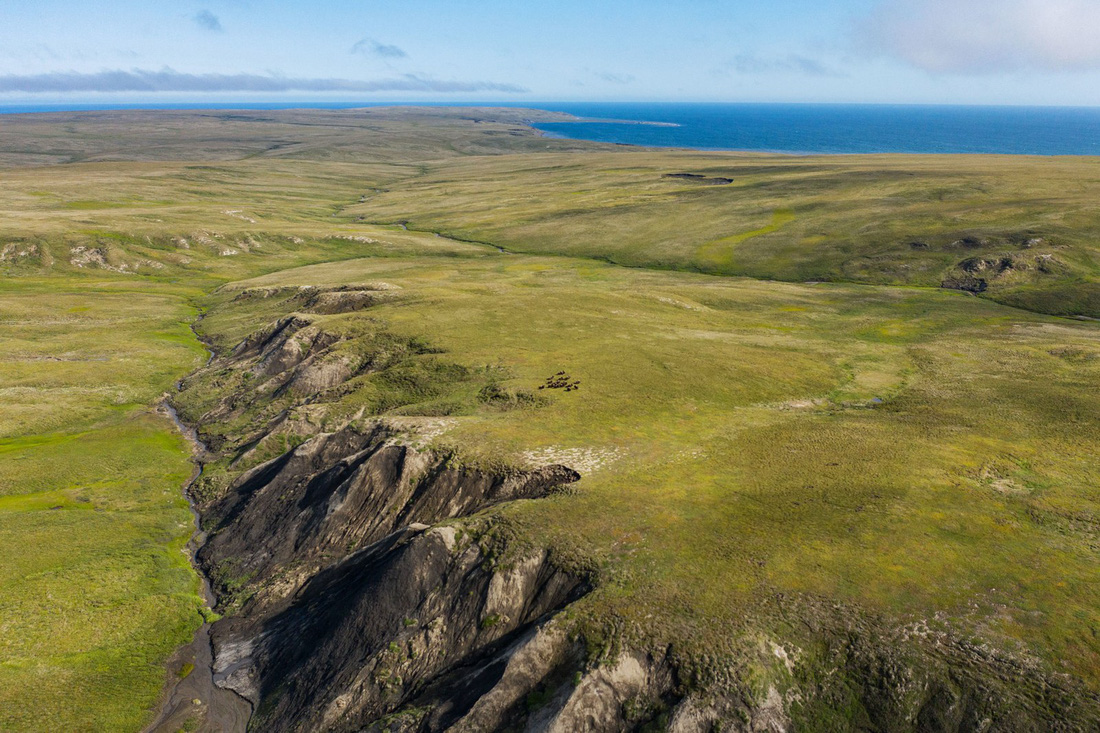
[0,108,1098,730]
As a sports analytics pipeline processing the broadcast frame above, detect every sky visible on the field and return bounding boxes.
[2,0,1100,106]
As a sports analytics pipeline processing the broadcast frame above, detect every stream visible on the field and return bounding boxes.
[143,398,252,733]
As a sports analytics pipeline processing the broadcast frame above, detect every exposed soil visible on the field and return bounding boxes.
[144,402,252,733]
[148,292,1100,732]
[197,424,580,614]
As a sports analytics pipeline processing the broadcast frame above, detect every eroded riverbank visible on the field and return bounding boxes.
[143,401,251,733]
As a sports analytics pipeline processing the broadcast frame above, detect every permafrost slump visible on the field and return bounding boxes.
[198,425,580,613]
[193,427,756,732]
[177,295,698,731]
[170,288,1100,732]
[215,525,585,730]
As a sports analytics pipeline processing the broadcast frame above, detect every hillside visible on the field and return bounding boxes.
[0,108,1097,732]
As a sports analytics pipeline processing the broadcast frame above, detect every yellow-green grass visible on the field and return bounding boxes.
[0,107,599,168]
[696,207,796,268]
[0,280,212,731]
[219,253,1100,691]
[346,150,1100,317]
[1,108,1099,726]
[0,156,496,289]
[5,111,1100,320]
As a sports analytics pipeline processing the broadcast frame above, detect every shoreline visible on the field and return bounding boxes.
[550,116,680,127]
[1,102,1097,155]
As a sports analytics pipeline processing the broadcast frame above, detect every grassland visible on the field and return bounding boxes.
[0,278,208,731]
[0,112,510,730]
[0,107,1098,729]
[346,151,1100,318]
[192,254,1100,702]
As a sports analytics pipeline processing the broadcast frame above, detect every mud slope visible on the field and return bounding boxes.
[198,424,578,613]
[213,524,588,731]
[195,427,598,731]
[175,286,1100,733]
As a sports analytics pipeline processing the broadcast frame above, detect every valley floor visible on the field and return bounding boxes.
[0,107,1097,731]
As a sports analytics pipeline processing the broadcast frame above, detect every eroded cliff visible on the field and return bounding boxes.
[169,283,1100,733]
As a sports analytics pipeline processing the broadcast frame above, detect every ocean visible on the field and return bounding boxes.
[532,103,1100,156]
[1,101,1098,155]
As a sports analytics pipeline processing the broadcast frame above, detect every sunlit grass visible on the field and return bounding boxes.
[349,151,1100,317]
[222,253,1100,690]
[1,109,1098,727]
[0,283,206,731]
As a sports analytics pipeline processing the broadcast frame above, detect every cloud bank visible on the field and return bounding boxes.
[860,0,1100,73]
[193,10,222,32]
[0,69,527,94]
[724,54,839,77]
[350,38,408,59]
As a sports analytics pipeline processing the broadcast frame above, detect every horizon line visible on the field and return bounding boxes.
[3,100,1100,113]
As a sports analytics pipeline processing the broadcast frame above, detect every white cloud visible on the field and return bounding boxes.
[193,10,222,32]
[0,69,527,94]
[350,38,407,59]
[859,0,1100,73]
[715,54,841,77]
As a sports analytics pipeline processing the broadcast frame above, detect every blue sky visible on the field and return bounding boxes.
[2,0,1100,105]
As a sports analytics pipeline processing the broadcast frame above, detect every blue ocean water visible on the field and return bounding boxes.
[1,101,1098,155]
[532,103,1100,155]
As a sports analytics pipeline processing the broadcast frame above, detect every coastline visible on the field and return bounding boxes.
[2,102,1098,154]
[528,103,1100,156]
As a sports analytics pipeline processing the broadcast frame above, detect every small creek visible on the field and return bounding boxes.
[144,365,251,731]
